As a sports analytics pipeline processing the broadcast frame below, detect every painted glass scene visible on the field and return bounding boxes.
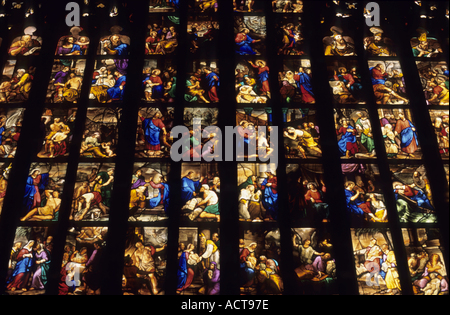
[275,16,306,55]
[334,108,376,159]
[142,59,177,103]
[378,108,421,159]
[430,109,449,158]
[284,108,322,159]
[292,228,337,295]
[0,60,36,103]
[89,59,128,103]
[328,60,364,104]
[185,60,220,104]
[390,164,436,223]
[416,61,449,106]
[239,228,283,295]
[46,60,86,103]
[55,27,90,56]
[0,162,11,215]
[0,107,24,158]
[129,163,170,222]
[59,226,108,295]
[123,227,168,295]
[286,164,329,224]
[279,59,314,104]
[136,107,174,158]
[323,26,356,56]
[342,163,388,223]
[236,109,274,160]
[21,163,67,222]
[8,27,42,56]
[70,163,115,222]
[236,59,271,103]
[368,60,409,105]
[80,107,121,159]
[180,163,220,223]
[410,27,443,58]
[237,163,278,222]
[187,18,219,56]
[363,27,396,57]
[145,17,179,55]
[189,0,219,13]
[177,228,220,295]
[234,16,266,56]
[402,228,449,295]
[351,228,401,295]
[149,0,179,12]
[37,108,77,158]
[272,0,303,13]
[5,226,55,295]
[97,26,130,56]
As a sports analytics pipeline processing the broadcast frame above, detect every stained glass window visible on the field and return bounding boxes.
[0,0,448,299]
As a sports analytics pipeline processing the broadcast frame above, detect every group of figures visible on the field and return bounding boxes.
[145,22,178,55]
[0,61,36,104]
[142,62,177,103]
[292,229,337,294]
[278,62,315,104]
[352,229,402,295]
[417,61,449,106]
[176,230,220,295]
[180,169,221,222]
[239,230,283,295]
[404,229,449,296]
[5,228,54,294]
[129,164,170,222]
[236,60,270,103]
[286,164,329,225]
[36,109,76,158]
[185,65,220,104]
[238,165,279,222]
[430,110,450,157]
[283,122,321,159]
[69,164,115,222]
[122,227,168,295]
[379,109,421,159]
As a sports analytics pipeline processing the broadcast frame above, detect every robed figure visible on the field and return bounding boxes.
[261,172,278,220]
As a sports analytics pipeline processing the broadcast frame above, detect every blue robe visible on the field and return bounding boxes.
[295,72,314,96]
[206,72,220,88]
[0,126,5,145]
[177,252,188,289]
[181,177,201,204]
[107,75,126,100]
[369,67,387,86]
[7,248,34,285]
[148,183,170,214]
[261,178,278,220]
[337,126,357,156]
[236,35,257,55]
[23,173,50,215]
[143,119,161,147]
[112,43,129,56]
[399,121,418,150]
[344,189,364,216]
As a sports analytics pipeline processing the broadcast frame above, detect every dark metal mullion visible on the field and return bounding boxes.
[386,1,449,276]
[263,0,297,295]
[0,0,61,292]
[43,0,101,295]
[98,1,146,295]
[163,0,190,296]
[308,0,359,295]
[216,0,239,295]
[351,2,415,295]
